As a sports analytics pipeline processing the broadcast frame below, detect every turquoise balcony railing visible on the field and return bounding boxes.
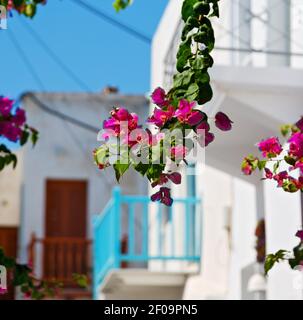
[93,187,201,299]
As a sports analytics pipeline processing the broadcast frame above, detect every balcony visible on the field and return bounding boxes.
[93,187,201,300]
[28,234,92,299]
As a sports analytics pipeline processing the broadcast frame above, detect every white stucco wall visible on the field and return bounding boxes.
[153,0,303,300]
[0,151,22,227]
[19,92,149,267]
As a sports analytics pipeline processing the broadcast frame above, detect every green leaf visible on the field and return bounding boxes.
[280,124,291,137]
[20,130,30,146]
[113,161,130,182]
[273,161,280,173]
[72,273,88,288]
[258,160,267,171]
[134,163,150,177]
[193,1,210,16]
[146,164,165,182]
[13,264,31,286]
[23,3,37,18]
[181,0,199,22]
[173,70,194,88]
[0,157,5,171]
[176,37,192,72]
[30,129,39,146]
[185,83,199,101]
[0,144,11,154]
[113,0,132,12]
[181,17,199,41]
[196,82,213,104]
[264,250,288,275]
[284,156,296,166]
[209,0,220,17]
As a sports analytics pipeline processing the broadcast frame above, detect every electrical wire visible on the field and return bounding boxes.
[8,28,46,91]
[23,92,99,133]
[69,0,152,44]
[19,17,92,92]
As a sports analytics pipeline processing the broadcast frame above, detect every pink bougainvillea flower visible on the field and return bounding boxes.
[151,87,169,107]
[13,108,26,126]
[273,171,289,187]
[148,106,174,128]
[188,111,204,126]
[151,172,181,188]
[0,122,22,142]
[257,137,283,158]
[295,117,303,132]
[98,163,109,170]
[129,113,139,131]
[151,174,169,188]
[296,230,303,241]
[290,176,303,190]
[215,112,233,131]
[242,159,253,175]
[196,121,210,133]
[174,99,196,124]
[0,96,14,117]
[7,126,22,142]
[197,130,214,147]
[111,107,129,121]
[168,172,182,185]
[264,168,273,179]
[292,161,303,174]
[103,108,139,135]
[288,132,303,159]
[170,145,188,160]
[151,187,173,206]
[204,132,215,147]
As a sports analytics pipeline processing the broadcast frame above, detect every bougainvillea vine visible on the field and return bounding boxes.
[242,117,303,274]
[0,96,38,171]
[94,0,233,206]
[242,117,303,193]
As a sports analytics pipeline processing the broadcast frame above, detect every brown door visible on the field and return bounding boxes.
[0,227,18,300]
[45,180,87,238]
[44,180,88,282]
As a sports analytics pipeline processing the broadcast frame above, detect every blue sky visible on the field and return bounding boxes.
[0,0,168,99]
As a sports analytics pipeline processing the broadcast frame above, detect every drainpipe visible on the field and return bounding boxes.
[266,0,291,66]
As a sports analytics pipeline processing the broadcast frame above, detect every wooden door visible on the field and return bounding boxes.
[44,180,88,281]
[45,180,87,238]
[0,227,18,300]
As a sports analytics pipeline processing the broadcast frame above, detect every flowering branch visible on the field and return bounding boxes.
[242,117,303,274]
[242,117,303,193]
[0,96,38,172]
[94,0,233,206]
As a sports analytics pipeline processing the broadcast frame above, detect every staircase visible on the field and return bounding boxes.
[93,187,202,300]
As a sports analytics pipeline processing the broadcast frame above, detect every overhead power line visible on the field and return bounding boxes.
[23,93,99,133]
[69,0,152,44]
[8,29,46,91]
[19,18,92,92]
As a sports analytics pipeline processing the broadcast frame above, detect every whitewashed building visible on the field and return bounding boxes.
[151,0,303,300]
[0,91,149,299]
[93,0,303,301]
